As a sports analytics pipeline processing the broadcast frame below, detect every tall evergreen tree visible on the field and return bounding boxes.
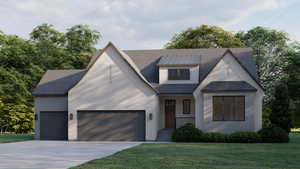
[270,82,293,132]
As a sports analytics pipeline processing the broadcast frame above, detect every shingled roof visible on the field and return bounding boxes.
[201,81,257,92]
[123,48,258,85]
[33,70,85,96]
[157,55,201,66]
[33,45,260,96]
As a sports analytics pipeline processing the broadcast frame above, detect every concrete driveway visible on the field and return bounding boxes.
[0,141,141,169]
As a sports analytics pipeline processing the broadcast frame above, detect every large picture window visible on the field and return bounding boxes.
[168,69,190,80]
[213,96,245,121]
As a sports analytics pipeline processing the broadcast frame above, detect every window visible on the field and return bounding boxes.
[168,69,190,80]
[213,96,245,121]
[183,99,191,114]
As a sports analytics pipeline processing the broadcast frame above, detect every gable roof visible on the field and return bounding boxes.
[123,48,259,85]
[32,70,85,96]
[202,81,257,92]
[33,43,261,96]
[72,42,157,94]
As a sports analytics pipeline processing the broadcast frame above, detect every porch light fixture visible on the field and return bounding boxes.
[70,113,73,120]
[149,113,153,120]
[35,114,38,120]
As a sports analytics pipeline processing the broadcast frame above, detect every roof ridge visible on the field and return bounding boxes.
[123,48,252,52]
[46,69,85,71]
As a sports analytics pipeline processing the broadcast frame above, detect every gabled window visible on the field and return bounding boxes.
[183,99,191,114]
[168,69,190,80]
[213,96,245,121]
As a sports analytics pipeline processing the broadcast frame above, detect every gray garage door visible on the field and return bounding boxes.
[78,111,145,141]
[40,111,68,140]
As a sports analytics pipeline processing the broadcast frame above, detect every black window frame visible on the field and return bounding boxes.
[168,69,190,80]
[182,99,191,114]
[212,96,245,121]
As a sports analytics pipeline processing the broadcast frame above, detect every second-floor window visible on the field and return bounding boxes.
[168,69,190,80]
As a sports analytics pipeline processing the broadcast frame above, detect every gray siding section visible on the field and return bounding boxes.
[34,96,68,139]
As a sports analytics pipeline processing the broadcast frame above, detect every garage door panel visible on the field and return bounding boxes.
[78,111,145,141]
[40,111,68,140]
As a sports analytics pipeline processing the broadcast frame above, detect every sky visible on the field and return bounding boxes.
[0,0,299,49]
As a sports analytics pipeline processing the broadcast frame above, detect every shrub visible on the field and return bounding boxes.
[0,100,34,133]
[262,106,272,128]
[227,131,261,143]
[270,83,293,133]
[258,126,289,143]
[172,123,202,142]
[200,132,227,142]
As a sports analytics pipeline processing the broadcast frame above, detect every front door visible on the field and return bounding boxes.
[165,100,176,128]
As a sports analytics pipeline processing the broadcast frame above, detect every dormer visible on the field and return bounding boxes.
[158,55,200,84]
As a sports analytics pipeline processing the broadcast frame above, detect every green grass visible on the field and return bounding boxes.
[0,133,34,143]
[71,133,300,169]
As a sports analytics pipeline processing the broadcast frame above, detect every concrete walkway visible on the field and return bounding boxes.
[0,141,140,169]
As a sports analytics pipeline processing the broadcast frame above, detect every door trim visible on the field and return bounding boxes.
[165,100,176,128]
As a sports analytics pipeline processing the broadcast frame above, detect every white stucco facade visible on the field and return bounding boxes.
[34,44,263,141]
[68,45,160,141]
[193,53,264,133]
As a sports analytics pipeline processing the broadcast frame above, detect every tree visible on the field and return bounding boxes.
[165,25,244,49]
[30,24,101,69]
[269,82,293,133]
[65,25,101,68]
[285,43,300,127]
[236,27,290,102]
[285,43,300,101]
[0,24,101,133]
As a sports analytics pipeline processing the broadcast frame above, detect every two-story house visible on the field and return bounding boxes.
[33,42,264,141]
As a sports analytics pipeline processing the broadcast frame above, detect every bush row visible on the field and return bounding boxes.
[172,123,289,143]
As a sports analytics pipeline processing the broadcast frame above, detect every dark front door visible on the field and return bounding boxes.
[165,100,176,128]
[40,111,68,140]
[77,111,145,141]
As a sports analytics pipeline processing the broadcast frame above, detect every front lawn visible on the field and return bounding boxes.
[72,133,300,169]
[0,133,34,143]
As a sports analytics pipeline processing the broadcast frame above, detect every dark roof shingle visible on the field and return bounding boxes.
[201,81,257,92]
[155,84,198,94]
[33,70,85,96]
[157,55,201,66]
[33,47,260,96]
[124,48,258,84]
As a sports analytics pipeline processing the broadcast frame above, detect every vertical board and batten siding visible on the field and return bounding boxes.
[68,45,160,141]
[193,53,264,133]
[34,96,68,139]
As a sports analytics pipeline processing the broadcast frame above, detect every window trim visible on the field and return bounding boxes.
[212,96,245,121]
[182,99,191,114]
[168,69,190,80]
